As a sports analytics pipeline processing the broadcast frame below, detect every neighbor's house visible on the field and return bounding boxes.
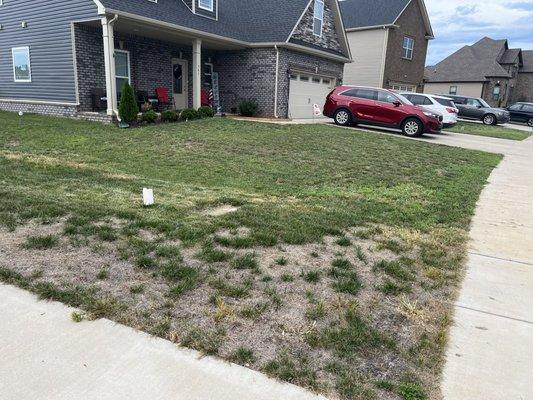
[424,37,533,107]
[339,0,433,92]
[0,0,351,121]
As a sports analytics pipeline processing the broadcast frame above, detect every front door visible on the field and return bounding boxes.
[172,59,188,110]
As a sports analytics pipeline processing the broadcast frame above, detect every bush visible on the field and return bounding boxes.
[181,108,199,121]
[118,82,139,123]
[239,100,258,117]
[198,106,215,118]
[161,110,180,122]
[141,110,158,123]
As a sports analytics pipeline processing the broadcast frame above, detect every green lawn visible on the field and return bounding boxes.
[446,120,531,141]
[0,111,502,399]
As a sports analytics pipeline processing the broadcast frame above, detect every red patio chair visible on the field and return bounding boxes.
[155,87,172,110]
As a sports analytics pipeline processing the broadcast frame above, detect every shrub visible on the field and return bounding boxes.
[141,110,158,123]
[118,82,139,123]
[181,108,200,121]
[198,106,215,118]
[239,100,258,117]
[161,110,180,122]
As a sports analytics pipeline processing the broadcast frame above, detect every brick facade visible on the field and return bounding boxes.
[383,0,429,91]
[291,0,343,55]
[74,23,345,119]
[514,73,533,103]
[0,101,78,118]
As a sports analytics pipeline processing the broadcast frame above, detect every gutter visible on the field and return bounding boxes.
[274,45,280,118]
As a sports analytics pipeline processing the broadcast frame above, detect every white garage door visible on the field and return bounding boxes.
[288,73,335,119]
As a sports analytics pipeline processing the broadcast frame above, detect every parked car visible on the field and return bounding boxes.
[323,86,443,137]
[446,95,510,125]
[507,102,533,127]
[400,93,458,128]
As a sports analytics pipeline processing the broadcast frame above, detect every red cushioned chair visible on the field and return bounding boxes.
[155,87,172,111]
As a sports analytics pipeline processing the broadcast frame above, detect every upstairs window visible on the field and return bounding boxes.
[402,36,414,60]
[199,0,213,11]
[12,47,32,83]
[313,0,324,37]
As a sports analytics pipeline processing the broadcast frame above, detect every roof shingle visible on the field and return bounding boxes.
[339,0,410,29]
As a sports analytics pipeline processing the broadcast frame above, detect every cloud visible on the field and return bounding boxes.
[425,0,533,65]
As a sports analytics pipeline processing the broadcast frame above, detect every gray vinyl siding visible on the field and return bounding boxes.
[0,0,98,104]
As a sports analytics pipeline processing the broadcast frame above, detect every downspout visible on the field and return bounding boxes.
[274,45,280,118]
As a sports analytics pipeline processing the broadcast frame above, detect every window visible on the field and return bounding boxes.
[312,77,321,84]
[434,98,454,107]
[492,85,500,101]
[313,0,324,37]
[12,47,32,82]
[391,84,415,92]
[342,89,377,100]
[466,98,483,108]
[377,91,399,104]
[204,62,213,86]
[322,78,331,85]
[300,75,310,82]
[198,0,213,11]
[407,94,427,106]
[290,74,298,80]
[522,104,533,113]
[114,50,131,96]
[449,86,457,95]
[402,37,414,60]
[509,104,523,111]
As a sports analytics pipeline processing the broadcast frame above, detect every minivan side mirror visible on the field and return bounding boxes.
[393,101,402,107]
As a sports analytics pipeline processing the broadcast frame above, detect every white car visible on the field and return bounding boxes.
[400,93,459,128]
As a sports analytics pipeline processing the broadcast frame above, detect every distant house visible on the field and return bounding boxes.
[340,0,434,92]
[424,37,533,107]
[0,0,351,121]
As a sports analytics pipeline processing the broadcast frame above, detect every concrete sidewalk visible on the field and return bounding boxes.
[437,135,533,399]
[0,284,325,400]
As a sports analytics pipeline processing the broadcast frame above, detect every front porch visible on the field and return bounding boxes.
[74,17,248,118]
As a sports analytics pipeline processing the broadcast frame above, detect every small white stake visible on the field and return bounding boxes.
[143,188,154,206]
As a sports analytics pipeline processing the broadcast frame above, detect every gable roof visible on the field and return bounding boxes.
[339,0,433,37]
[425,37,514,82]
[521,50,533,73]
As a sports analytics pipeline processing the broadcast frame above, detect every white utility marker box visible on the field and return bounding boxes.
[143,188,154,206]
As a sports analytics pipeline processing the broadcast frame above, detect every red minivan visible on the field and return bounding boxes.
[323,86,443,137]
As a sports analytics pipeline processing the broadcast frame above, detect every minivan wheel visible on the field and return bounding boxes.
[334,109,351,126]
[483,114,496,125]
[528,118,533,128]
[402,118,423,137]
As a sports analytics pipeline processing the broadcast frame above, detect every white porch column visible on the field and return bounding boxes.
[192,38,202,110]
[101,16,117,117]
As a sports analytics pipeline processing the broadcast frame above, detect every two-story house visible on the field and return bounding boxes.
[424,37,533,107]
[340,0,433,92]
[0,0,351,121]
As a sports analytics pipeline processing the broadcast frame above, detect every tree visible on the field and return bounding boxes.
[118,82,139,124]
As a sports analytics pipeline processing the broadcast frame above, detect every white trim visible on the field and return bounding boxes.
[12,47,32,83]
[0,98,79,106]
[92,0,106,15]
[392,0,434,39]
[379,28,389,87]
[345,24,396,33]
[70,22,80,105]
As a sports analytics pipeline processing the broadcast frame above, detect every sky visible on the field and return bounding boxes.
[424,0,533,65]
